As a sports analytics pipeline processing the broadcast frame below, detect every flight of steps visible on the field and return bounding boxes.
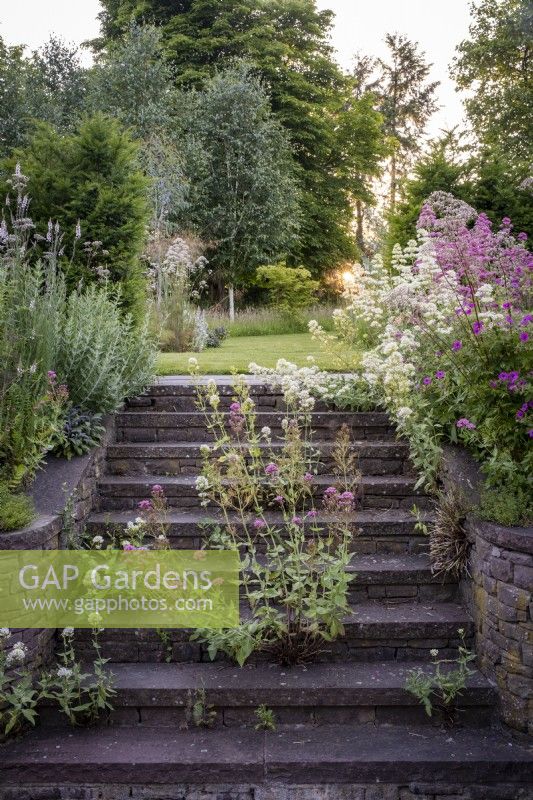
[1,377,531,798]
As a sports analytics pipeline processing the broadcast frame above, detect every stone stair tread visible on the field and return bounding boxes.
[342,599,470,626]
[98,474,422,491]
[88,508,432,523]
[88,660,495,704]
[107,440,408,453]
[1,724,531,786]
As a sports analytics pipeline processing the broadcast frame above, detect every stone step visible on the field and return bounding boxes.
[115,411,396,443]
[105,440,413,477]
[2,724,531,791]
[38,661,496,729]
[71,601,473,664]
[87,508,432,555]
[97,474,428,511]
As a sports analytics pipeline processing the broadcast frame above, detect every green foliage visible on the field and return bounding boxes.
[452,0,533,165]
[477,484,533,527]
[405,630,476,718]
[256,264,320,315]
[255,704,276,731]
[56,284,156,413]
[96,0,387,273]
[5,115,150,315]
[0,484,35,532]
[190,376,358,666]
[0,172,69,486]
[387,134,470,253]
[182,62,300,289]
[207,306,336,338]
[0,35,86,158]
[40,628,116,727]
[0,636,39,738]
[374,34,439,213]
[50,407,106,460]
[184,688,217,729]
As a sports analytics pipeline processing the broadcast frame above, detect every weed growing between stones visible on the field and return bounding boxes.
[39,627,115,727]
[188,367,359,667]
[255,704,276,730]
[183,687,217,729]
[405,629,476,721]
[0,630,39,738]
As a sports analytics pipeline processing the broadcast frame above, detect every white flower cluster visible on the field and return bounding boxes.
[5,641,27,667]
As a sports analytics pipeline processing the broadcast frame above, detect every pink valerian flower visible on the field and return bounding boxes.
[291,516,302,525]
[138,499,152,511]
[324,486,338,497]
[303,472,313,483]
[339,491,355,503]
[229,402,241,413]
[456,418,476,430]
[253,518,266,530]
[123,544,148,551]
[151,484,164,496]
[274,495,284,504]
[47,370,57,383]
[265,462,279,476]
[306,509,318,519]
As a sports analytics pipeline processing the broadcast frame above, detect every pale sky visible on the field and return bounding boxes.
[1,0,472,138]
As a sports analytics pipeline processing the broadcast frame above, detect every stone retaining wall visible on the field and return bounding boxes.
[0,417,114,669]
[461,517,532,734]
[2,783,531,800]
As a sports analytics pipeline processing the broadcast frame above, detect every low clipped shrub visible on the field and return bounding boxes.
[0,484,35,532]
[255,263,320,314]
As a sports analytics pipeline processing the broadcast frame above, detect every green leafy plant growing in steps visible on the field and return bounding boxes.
[405,629,476,719]
[255,704,276,730]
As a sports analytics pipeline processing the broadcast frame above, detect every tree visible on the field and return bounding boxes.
[452,0,533,165]
[29,36,87,132]
[0,38,30,157]
[0,35,86,158]
[182,62,300,319]
[5,115,150,315]
[93,0,386,273]
[376,34,439,215]
[387,132,470,252]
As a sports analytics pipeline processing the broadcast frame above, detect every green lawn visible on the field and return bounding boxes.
[157,333,341,375]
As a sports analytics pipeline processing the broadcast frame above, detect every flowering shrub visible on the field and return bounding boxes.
[189,366,360,666]
[310,193,532,523]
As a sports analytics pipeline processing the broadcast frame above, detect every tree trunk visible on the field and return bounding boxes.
[228,284,235,322]
[355,199,365,254]
[389,152,397,216]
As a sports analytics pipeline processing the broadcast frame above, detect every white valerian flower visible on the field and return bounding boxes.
[430,649,439,657]
[91,535,104,549]
[57,666,73,679]
[195,476,210,493]
[457,628,464,636]
[188,357,198,367]
[0,628,10,640]
[6,642,27,667]
[200,444,211,456]
[62,628,75,638]
[260,426,271,439]
[208,394,220,408]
